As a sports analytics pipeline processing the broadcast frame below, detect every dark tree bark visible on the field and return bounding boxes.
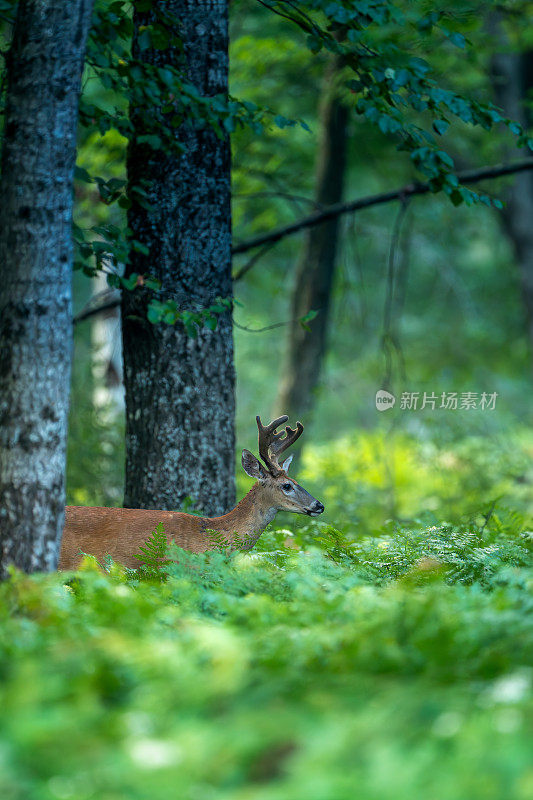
[491,42,533,363]
[275,57,348,421]
[0,0,93,576]
[123,0,234,515]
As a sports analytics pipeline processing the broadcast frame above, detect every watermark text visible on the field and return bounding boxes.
[375,390,498,411]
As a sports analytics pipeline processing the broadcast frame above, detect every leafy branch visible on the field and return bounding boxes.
[253,0,532,205]
[73,155,533,321]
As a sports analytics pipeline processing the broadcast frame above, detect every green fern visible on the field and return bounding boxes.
[206,528,251,552]
[206,528,232,550]
[488,505,527,538]
[133,522,170,582]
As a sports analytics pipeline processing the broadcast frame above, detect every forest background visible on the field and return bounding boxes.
[0,1,532,798]
[69,0,532,533]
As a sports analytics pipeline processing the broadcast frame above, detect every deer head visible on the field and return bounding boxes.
[241,415,325,517]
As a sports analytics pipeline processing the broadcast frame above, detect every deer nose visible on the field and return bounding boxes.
[313,501,324,514]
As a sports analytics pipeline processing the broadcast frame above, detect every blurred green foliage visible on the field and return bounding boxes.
[53,8,533,794]
[0,5,531,795]
[68,2,533,508]
[67,1,533,561]
[229,2,533,448]
[66,353,124,507]
[295,425,533,532]
[0,513,531,799]
[67,275,124,507]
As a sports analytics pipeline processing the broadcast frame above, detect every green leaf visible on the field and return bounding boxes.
[449,189,464,207]
[147,303,163,325]
[131,240,150,256]
[274,114,293,129]
[163,310,178,324]
[107,273,121,288]
[223,116,236,133]
[184,321,198,337]
[137,134,163,150]
[137,29,151,51]
[121,274,139,291]
[432,119,449,136]
[299,309,318,331]
[448,32,466,49]
[151,25,171,50]
[74,165,93,183]
[306,34,322,54]
[436,150,454,169]
[92,241,111,254]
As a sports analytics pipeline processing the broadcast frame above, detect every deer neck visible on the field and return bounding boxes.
[213,482,278,550]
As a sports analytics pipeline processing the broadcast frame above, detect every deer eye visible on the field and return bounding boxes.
[282,483,293,492]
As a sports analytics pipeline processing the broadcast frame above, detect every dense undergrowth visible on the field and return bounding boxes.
[0,506,531,800]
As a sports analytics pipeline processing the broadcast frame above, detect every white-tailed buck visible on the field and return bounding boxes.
[59,415,324,569]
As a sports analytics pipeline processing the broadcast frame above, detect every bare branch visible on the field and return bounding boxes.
[233,318,289,333]
[74,158,533,324]
[232,158,533,256]
[232,241,277,281]
[73,290,120,325]
[255,0,304,28]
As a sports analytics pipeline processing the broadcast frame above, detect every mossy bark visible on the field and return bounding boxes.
[0,0,93,576]
[123,0,234,515]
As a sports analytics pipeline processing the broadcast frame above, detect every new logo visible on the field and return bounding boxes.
[375,390,396,411]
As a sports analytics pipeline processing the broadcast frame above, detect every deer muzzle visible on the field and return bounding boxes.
[306,500,325,517]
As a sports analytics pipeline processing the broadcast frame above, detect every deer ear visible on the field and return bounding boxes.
[281,454,293,472]
[241,449,268,480]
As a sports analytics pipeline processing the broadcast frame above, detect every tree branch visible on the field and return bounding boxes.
[233,318,290,333]
[232,158,533,256]
[232,240,277,281]
[73,290,120,325]
[74,158,533,324]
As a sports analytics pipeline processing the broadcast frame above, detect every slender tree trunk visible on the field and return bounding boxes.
[123,0,234,515]
[0,0,93,576]
[491,43,533,363]
[275,57,348,421]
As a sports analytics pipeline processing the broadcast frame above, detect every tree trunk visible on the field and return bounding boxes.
[491,43,533,363]
[123,0,234,515]
[275,57,348,422]
[0,0,93,576]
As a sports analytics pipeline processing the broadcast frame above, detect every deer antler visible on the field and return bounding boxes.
[256,414,304,475]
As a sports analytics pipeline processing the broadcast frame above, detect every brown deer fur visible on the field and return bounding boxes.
[59,415,324,570]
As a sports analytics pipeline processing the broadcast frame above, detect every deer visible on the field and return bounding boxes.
[58,415,324,570]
